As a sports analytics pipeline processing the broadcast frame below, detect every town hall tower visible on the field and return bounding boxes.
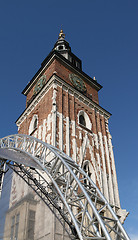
[3,30,128,240]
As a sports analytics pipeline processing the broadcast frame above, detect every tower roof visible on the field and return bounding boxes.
[22,31,103,96]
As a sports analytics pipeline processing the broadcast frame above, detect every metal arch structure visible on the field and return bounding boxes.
[0,134,130,240]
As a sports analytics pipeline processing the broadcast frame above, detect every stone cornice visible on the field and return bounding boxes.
[16,74,111,127]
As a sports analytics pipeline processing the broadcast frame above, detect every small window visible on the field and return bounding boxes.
[58,45,63,50]
[27,210,35,240]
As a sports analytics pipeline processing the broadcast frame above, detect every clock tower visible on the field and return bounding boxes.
[4,30,128,240]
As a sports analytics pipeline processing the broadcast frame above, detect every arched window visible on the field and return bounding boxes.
[78,110,92,130]
[29,115,38,135]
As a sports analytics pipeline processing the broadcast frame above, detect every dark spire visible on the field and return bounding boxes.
[52,29,82,70]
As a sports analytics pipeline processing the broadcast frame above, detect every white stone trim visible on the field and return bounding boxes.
[93,133,103,192]
[52,84,57,147]
[103,135,115,205]
[58,113,63,151]
[66,117,70,156]
[98,131,109,201]
[108,132,121,207]
[71,120,77,162]
[42,119,46,142]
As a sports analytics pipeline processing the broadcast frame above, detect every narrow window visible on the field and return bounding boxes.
[15,213,20,240]
[11,216,15,240]
[79,115,86,127]
[10,214,20,240]
[27,210,35,240]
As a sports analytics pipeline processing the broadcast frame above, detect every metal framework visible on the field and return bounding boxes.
[0,161,7,198]
[0,134,130,240]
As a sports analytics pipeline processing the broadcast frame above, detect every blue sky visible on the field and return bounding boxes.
[0,0,138,239]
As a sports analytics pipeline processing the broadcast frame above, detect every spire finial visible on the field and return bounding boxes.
[59,28,65,39]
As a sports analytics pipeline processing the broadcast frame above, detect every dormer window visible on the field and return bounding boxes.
[29,115,38,135]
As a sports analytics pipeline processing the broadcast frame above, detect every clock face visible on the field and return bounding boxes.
[34,75,46,95]
[69,74,87,93]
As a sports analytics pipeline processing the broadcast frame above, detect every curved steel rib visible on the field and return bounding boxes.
[0,134,130,240]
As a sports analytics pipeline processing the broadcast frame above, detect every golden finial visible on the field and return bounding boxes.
[59,29,65,39]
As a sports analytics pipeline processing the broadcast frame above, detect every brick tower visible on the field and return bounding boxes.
[3,30,128,240]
